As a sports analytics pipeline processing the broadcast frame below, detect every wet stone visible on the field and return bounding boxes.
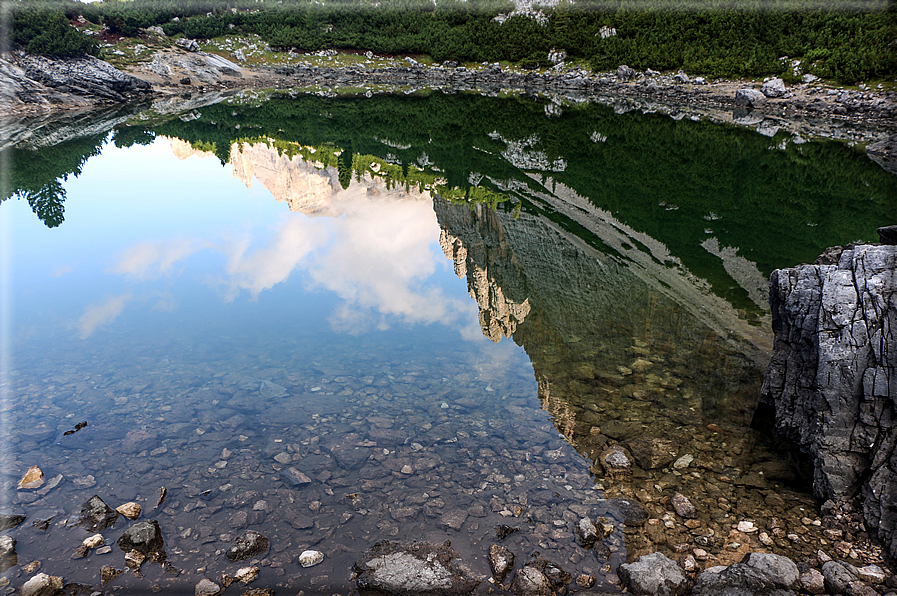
[576,517,599,547]
[116,502,142,520]
[354,540,479,595]
[124,549,146,569]
[627,437,678,469]
[671,493,696,519]
[495,525,519,540]
[74,495,119,532]
[118,520,164,554]
[442,509,468,530]
[279,467,312,486]
[608,498,648,526]
[511,566,552,596]
[618,552,689,596]
[488,544,514,583]
[234,566,260,584]
[101,565,122,585]
[225,530,269,562]
[0,536,16,572]
[21,573,63,596]
[195,578,222,596]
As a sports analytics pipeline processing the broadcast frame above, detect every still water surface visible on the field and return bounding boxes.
[1,91,895,594]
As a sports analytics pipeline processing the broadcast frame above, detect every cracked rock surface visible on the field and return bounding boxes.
[761,243,896,559]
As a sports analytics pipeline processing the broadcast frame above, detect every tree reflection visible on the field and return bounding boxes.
[21,180,66,228]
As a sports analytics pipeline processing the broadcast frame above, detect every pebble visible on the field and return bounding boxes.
[82,534,104,549]
[737,520,758,533]
[298,550,323,567]
[116,502,142,520]
[234,566,260,583]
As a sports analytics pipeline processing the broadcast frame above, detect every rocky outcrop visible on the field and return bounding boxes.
[353,540,481,595]
[1,51,151,112]
[761,243,897,558]
[867,135,897,176]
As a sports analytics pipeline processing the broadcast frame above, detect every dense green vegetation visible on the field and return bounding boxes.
[11,5,99,57]
[7,0,896,83]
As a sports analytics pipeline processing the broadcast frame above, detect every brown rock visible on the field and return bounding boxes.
[116,502,142,520]
[18,466,44,490]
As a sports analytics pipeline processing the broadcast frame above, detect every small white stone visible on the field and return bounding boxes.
[758,532,774,546]
[400,465,413,474]
[234,566,260,584]
[673,454,694,469]
[82,534,104,549]
[736,520,757,533]
[299,550,324,567]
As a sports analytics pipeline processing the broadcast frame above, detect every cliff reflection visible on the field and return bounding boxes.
[434,195,818,560]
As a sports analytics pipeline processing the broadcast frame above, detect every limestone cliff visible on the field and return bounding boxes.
[761,244,896,559]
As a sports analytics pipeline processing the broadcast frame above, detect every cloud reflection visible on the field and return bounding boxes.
[110,239,208,280]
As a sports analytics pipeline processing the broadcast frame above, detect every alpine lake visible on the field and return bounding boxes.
[2,88,895,595]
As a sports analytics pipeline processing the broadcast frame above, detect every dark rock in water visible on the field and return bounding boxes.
[0,513,26,530]
[510,566,552,596]
[575,517,599,547]
[31,510,59,531]
[878,225,897,245]
[619,553,689,596]
[524,558,572,590]
[280,467,312,486]
[626,437,677,469]
[495,524,519,540]
[353,540,480,596]
[225,530,269,562]
[117,520,164,554]
[761,244,897,559]
[74,496,118,532]
[607,498,648,526]
[488,544,514,583]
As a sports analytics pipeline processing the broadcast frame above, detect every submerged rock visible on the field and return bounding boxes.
[0,536,16,572]
[74,495,118,532]
[510,566,552,596]
[0,513,25,531]
[117,520,164,554]
[225,530,269,562]
[353,540,480,595]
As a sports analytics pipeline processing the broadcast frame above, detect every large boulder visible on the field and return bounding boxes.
[761,244,897,559]
[761,78,786,98]
[353,540,480,596]
[617,552,689,596]
[692,552,799,595]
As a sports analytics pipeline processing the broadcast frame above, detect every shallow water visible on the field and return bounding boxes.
[1,91,894,594]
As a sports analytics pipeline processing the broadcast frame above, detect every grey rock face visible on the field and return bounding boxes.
[735,88,768,108]
[822,561,858,594]
[225,530,269,562]
[353,540,480,596]
[692,553,799,595]
[618,552,690,596]
[761,244,897,559]
[117,520,164,554]
[14,52,150,103]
